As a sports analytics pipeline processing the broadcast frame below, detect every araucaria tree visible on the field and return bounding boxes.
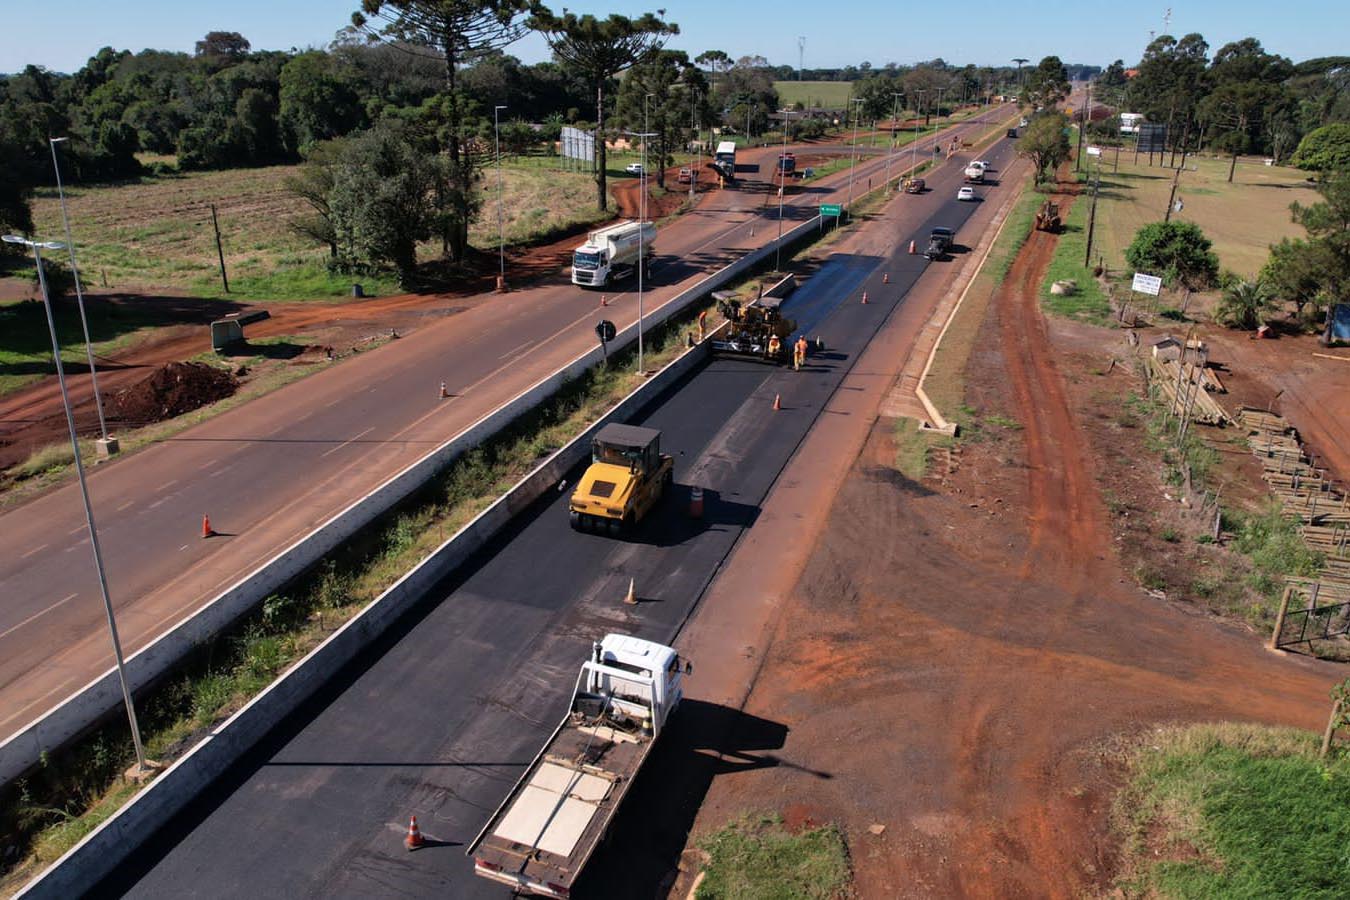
[615,51,708,190]
[530,10,678,212]
[352,0,535,262]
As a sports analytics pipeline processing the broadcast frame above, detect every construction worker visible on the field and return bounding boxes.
[697,308,707,342]
[793,335,808,371]
[767,333,782,361]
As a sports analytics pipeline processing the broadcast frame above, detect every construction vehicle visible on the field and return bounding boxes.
[469,634,691,898]
[568,423,673,534]
[709,294,796,364]
[902,177,925,193]
[571,221,656,287]
[1034,200,1062,232]
[777,152,796,176]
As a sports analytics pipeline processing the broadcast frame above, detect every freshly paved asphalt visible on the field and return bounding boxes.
[101,136,1018,898]
[0,107,1015,744]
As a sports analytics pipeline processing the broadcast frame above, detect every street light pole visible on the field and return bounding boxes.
[639,96,655,375]
[776,117,788,271]
[911,90,926,174]
[846,98,864,211]
[884,92,903,190]
[494,105,507,291]
[2,233,147,772]
[48,137,111,451]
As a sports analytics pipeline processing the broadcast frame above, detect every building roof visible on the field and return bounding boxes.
[594,422,660,449]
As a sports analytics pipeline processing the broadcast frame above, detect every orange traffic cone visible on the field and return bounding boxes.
[861,291,869,305]
[599,294,608,307]
[405,816,425,851]
[773,393,782,411]
[439,381,448,400]
[908,240,917,254]
[623,578,637,606]
[201,514,214,539]
[883,272,890,284]
[689,486,705,519]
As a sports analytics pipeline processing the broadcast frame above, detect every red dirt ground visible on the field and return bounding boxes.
[685,179,1343,898]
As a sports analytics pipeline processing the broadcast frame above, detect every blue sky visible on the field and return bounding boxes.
[1,0,1343,76]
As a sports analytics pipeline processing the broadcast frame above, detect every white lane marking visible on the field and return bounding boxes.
[116,500,135,511]
[0,682,78,730]
[0,593,78,641]
[179,544,189,552]
[196,457,220,471]
[147,496,171,510]
[320,426,375,459]
[498,339,537,361]
[210,463,235,479]
[160,479,179,491]
[20,544,49,559]
[324,397,342,408]
[68,523,87,537]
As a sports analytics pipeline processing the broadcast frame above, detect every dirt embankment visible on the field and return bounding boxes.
[686,178,1342,898]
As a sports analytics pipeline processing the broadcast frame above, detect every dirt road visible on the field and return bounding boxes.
[681,180,1343,897]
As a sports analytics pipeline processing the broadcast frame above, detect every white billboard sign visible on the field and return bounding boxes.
[1131,272,1163,296]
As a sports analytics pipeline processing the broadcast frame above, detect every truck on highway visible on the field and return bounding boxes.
[924,226,955,260]
[715,140,737,169]
[568,423,673,534]
[570,221,655,287]
[963,162,986,183]
[469,634,690,898]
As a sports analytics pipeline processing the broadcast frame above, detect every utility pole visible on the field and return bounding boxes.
[884,92,903,190]
[846,98,864,212]
[1164,163,1182,222]
[210,204,229,293]
[797,36,806,81]
[1084,164,1101,266]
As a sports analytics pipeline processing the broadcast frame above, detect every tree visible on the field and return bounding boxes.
[694,49,731,101]
[614,50,707,189]
[720,56,778,136]
[1262,172,1350,323]
[279,51,364,153]
[1291,123,1350,172]
[1124,221,1220,289]
[1214,277,1275,329]
[1016,111,1071,185]
[1021,55,1070,110]
[1127,34,1210,155]
[328,123,441,282]
[286,139,346,259]
[353,0,535,262]
[531,10,678,212]
[195,32,252,66]
[1198,38,1293,181]
[1261,237,1332,321]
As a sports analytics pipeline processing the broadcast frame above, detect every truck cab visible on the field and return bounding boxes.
[569,423,674,534]
[924,227,955,260]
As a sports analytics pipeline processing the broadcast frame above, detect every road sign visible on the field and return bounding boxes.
[1086,146,1103,157]
[1131,272,1163,296]
[819,204,841,217]
[595,320,616,343]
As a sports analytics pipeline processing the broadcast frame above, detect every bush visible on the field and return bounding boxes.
[1214,278,1276,330]
[1291,123,1350,172]
[1125,221,1220,290]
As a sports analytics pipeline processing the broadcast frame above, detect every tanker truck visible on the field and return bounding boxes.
[571,221,656,287]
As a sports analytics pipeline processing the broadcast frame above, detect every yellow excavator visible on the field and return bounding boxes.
[569,423,674,535]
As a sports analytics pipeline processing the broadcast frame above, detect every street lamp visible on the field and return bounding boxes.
[494,105,507,292]
[845,98,864,211]
[911,90,927,174]
[776,113,789,272]
[3,233,148,773]
[884,92,903,190]
[48,137,113,455]
[627,126,657,375]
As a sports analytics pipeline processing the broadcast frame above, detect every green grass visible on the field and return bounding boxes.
[1114,722,1350,899]
[774,81,856,109]
[1230,503,1325,599]
[1040,177,1111,322]
[696,814,851,900]
[892,418,952,479]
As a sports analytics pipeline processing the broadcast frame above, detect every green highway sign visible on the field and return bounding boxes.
[820,204,842,217]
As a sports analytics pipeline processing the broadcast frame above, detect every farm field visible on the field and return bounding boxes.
[22,158,608,303]
[1083,150,1319,277]
[774,80,854,109]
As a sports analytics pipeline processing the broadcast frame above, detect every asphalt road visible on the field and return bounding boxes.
[99,135,1019,898]
[0,105,1016,744]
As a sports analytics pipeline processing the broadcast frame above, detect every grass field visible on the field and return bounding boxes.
[1083,148,1319,278]
[775,80,855,109]
[696,814,851,899]
[25,158,608,303]
[1041,179,1111,323]
[1113,721,1350,898]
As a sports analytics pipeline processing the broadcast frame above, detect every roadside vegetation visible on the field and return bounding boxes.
[1112,721,1350,899]
[1039,176,1111,322]
[695,814,851,900]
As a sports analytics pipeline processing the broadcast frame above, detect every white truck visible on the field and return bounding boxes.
[963,162,986,183]
[469,634,690,898]
[714,140,737,168]
[571,221,656,287]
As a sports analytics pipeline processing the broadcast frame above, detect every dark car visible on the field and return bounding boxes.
[1007,127,1018,138]
[924,227,955,260]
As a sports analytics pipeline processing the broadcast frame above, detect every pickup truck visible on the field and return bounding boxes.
[469,635,691,898]
[924,227,955,260]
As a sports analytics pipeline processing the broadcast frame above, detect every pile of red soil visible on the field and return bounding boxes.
[108,362,238,427]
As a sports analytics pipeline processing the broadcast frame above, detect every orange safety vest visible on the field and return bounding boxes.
[795,338,807,356]
[768,336,781,354]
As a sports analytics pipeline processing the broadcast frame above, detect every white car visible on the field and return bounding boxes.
[974,160,992,171]
[957,186,976,201]
[624,163,645,176]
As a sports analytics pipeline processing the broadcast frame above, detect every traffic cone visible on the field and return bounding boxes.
[405,816,424,851]
[773,393,782,411]
[439,382,448,400]
[201,515,214,539]
[883,272,890,284]
[623,578,637,606]
[599,294,608,307]
[689,486,705,519]
[908,240,916,254]
[861,291,868,305]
